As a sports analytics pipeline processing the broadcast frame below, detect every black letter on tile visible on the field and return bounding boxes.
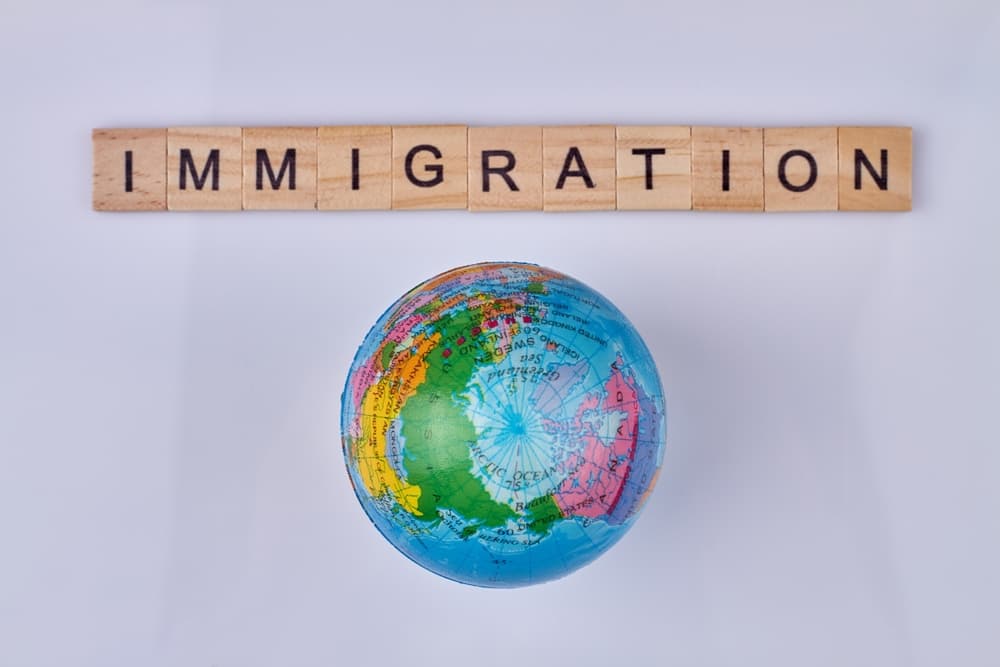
[405,145,444,187]
[556,147,594,189]
[351,148,360,190]
[124,150,133,192]
[256,149,296,190]
[854,149,888,190]
[721,149,730,192]
[481,150,518,192]
[179,149,220,191]
[777,149,818,193]
[631,148,666,190]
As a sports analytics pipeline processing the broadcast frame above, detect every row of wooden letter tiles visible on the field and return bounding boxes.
[92,125,912,212]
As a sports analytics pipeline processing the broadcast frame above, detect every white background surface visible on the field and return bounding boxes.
[1,1,998,665]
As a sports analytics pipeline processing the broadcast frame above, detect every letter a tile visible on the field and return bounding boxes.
[543,126,616,211]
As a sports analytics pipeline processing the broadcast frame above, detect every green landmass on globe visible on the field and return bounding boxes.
[341,262,666,587]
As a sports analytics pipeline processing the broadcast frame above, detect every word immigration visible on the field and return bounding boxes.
[92,125,912,212]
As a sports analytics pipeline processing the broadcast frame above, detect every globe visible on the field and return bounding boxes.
[341,262,666,587]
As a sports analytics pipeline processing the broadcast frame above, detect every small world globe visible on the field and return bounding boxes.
[341,262,666,587]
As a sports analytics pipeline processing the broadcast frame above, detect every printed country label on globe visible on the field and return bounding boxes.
[341,262,666,587]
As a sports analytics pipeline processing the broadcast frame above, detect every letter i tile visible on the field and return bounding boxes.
[92,128,166,211]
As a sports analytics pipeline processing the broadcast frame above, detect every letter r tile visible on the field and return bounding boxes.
[468,126,542,211]
[242,127,318,210]
[392,125,468,210]
[167,127,242,210]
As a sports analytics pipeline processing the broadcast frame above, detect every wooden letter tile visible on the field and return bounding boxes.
[167,127,242,210]
[616,126,691,210]
[92,128,166,211]
[543,126,616,211]
[838,127,912,211]
[242,127,317,210]
[763,127,838,211]
[467,126,542,211]
[318,126,391,210]
[392,125,468,209]
[691,127,763,211]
